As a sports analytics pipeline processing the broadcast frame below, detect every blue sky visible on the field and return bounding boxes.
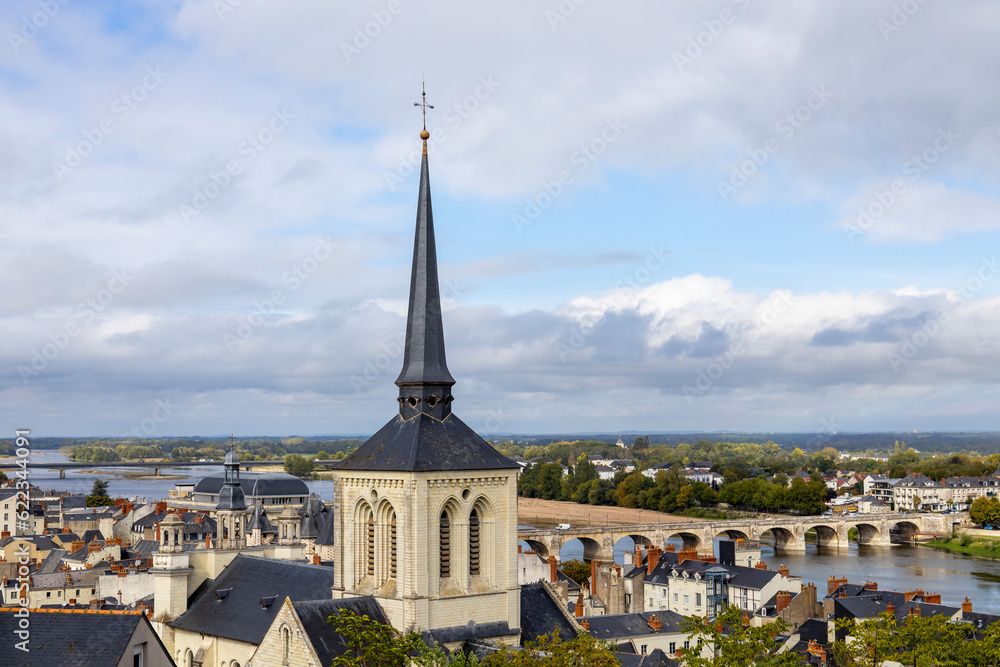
[2,1,1000,437]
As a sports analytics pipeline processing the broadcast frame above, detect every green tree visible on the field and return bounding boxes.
[560,559,590,586]
[482,630,620,666]
[284,454,315,477]
[315,450,329,460]
[831,612,901,667]
[680,606,799,666]
[675,485,694,510]
[86,479,113,507]
[325,608,433,667]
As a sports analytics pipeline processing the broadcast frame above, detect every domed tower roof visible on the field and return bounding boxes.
[224,448,240,465]
[162,511,184,526]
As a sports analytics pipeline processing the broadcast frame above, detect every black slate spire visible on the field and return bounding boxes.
[335,116,518,473]
[395,128,456,421]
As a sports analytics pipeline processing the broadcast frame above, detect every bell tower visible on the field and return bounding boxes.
[331,90,520,642]
[215,445,247,550]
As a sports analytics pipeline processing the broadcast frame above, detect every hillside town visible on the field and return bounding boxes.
[1,125,997,666]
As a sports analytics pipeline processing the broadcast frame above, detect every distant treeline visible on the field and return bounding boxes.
[0,436,365,462]
[497,432,1000,455]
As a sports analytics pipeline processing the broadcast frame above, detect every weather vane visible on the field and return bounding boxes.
[414,79,433,131]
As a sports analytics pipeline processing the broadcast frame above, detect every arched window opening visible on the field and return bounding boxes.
[390,513,397,579]
[440,512,451,578]
[366,513,375,577]
[469,509,481,576]
[281,626,290,662]
[184,649,193,667]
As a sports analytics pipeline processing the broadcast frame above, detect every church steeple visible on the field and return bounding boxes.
[395,107,456,421]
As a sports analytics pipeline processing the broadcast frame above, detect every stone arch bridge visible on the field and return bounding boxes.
[518,512,962,561]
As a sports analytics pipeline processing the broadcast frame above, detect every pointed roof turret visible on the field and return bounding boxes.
[393,122,456,421]
[338,94,517,473]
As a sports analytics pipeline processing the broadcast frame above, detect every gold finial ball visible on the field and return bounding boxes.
[420,130,430,140]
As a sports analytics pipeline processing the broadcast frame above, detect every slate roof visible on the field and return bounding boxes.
[193,471,309,497]
[585,610,686,640]
[299,497,327,539]
[645,556,780,592]
[292,597,390,667]
[170,553,336,644]
[0,609,166,666]
[338,412,519,472]
[0,534,59,551]
[615,650,678,667]
[520,583,578,646]
[314,506,337,546]
[36,549,67,574]
[423,621,518,646]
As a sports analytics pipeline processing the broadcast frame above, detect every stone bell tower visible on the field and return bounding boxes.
[331,90,520,642]
[215,446,247,551]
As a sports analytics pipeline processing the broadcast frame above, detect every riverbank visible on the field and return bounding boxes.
[925,535,1000,559]
[518,498,726,527]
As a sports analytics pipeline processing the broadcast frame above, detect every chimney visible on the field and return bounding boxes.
[648,614,661,631]
[634,549,642,567]
[575,591,584,618]
[740,612,750,627]
[904,590,917,603]
[963,597,973,614]
[778,565,789,578]
[664,544,676,552]
[776,591,792,613]
[62,527,70,533]
[0,531,8,540]
[647,547,661,575]
[580,618,590,631]
[517,544,522,554]
[590,560,601,595]
[924,592,941,604]
[827,576,847,594]
[908,605,921,617]
[205,534,211,548]
[886,602,895,615]
[312,554,321,565]
[755,561,768,570]
[155,523,160,543]
[864,580,878,591]
[548,556,558,583]
[677,548,697,564]
[155,501,167,513]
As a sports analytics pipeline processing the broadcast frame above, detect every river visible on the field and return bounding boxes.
[15,452,1000,613]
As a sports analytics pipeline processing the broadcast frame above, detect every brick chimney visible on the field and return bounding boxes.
[908,605,921,617]
[205,533,211,548]
[62,527,70,533]
[312,554,321,565]
[776,591,792,613]
[648,614,661,631]
[580,618,590,631]
[547,555,558,583]
[155,522,160,542]
[664,543,676,552]
[755,561,768,570]
[575,591,584,618]
[647,547,661,575]
[904,590,917,603]
[590,560,601,594]
[864,580,878,591]
[155,501,167,513]
[924,592,941,604]
[963,597,973,613]
[827,576,847,594]
[634,549,642,567]
[778,565,789,578]
[677,548,698,564]
[517,544,522,554]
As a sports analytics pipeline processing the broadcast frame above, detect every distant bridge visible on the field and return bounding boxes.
[518,512,965,559]
[1,459,290,478]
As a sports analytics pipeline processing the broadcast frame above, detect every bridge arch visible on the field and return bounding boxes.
[520,540,550,558]
[805,524,841,548]
[665,531,702,550]
[758,527,796,551]
[851,522,882,545]
[715,528,750,541]
[890,520,920,544]
[560,536,605,562]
